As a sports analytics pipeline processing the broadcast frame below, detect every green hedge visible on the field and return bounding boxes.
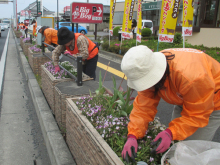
[101,38,220,62]
[113,26,121,37]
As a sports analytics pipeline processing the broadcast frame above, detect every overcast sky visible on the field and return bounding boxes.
[0,0,125,19]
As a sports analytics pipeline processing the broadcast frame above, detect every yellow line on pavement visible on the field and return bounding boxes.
[97,62,127,80]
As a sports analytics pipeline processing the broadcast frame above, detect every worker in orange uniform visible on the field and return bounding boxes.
[36,26,58,49]
[52,27,99,80]
[32,20,37,37]
[19,22,25,30]
[120,45,220,163]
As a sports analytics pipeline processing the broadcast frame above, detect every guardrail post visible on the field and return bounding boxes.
[77,56,82,86]
[42,41,45,53]
[30,34,32,44]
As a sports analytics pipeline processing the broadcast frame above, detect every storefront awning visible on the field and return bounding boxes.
[142,1,183,11]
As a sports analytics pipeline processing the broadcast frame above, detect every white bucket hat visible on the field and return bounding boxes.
[121,45,167,91]
[36,25,42,34]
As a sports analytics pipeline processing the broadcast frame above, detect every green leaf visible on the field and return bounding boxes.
[89,89,92,97]
[95,89,99,95]
[126,104,133,114]
[98,71,102,89]
[115,100,124,106]
[121,110,127,117]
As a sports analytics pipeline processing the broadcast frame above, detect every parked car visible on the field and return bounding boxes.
[55,22,87,34]
[142,20,153,34]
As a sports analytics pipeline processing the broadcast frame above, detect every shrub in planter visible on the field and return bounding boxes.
[142,28,152,37]
[113,26,121,37]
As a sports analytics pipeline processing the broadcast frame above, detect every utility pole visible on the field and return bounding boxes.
[36,0,38,17]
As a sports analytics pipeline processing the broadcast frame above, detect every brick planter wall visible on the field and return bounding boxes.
[54,80,98,133]
[15,31,22,38]
[66,98,124,165]
[28,48,51,75]
[23,42,33,56]
[41,65,72,113]
[20,37,24,49]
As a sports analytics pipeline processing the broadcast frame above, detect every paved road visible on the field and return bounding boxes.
[95,50,220,143]
[0,29,9,59]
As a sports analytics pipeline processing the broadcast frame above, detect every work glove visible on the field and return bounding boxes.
[121,134,138,163]
[64,51,71,55]
[151,129,172,154]
[54,65,60,73]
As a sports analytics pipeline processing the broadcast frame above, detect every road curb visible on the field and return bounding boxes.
[99,49,123,64]
[12,30,76,165]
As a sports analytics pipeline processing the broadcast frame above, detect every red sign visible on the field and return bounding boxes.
[64,6,70,13]
[71,2,103,23]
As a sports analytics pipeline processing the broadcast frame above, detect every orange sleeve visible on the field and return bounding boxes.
[169,74,215,140]
[44,29,52,46]
[128,89,161,139]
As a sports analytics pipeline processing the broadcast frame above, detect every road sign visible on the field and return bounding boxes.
[71,2,103,23]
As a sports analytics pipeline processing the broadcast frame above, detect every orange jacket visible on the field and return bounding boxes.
[43,28,58,46]
[33,22,37,37]
[19,23,25,29]
[128,48,220,141]
[66,33,98,60]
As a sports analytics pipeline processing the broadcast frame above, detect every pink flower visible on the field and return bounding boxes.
[217,52,219,54]
[114,43,120,46]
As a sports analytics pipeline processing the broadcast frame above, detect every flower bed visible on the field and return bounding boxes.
[66,97,124,165]
[41,63,72,114]
[28,46,50,75]
[65,74,169,164]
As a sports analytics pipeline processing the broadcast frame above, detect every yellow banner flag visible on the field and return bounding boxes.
[109,0,116,36]
[122,0,134,39]
[182,0,194,36]
[159,0,181,43]
[136,0,142,43]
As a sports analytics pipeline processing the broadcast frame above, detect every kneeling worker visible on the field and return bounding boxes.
[52,27,99,80]
[36,26,58,48]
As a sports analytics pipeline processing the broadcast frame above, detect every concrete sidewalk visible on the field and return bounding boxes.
[0,29,75,165]
[0,30,51,164]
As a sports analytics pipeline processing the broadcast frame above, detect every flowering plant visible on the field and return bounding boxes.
[20,35,24,38]
[74,71,169,164]
[44,61,77,79]
[30,45,41,53]
[23,37,30,43]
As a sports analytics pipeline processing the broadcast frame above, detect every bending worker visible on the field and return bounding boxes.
[120,45,220,162]
[52,27,99,80]
[36,26,58,48]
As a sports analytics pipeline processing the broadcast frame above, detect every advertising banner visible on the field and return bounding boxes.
[182,0,194,36]
[136,0,142,43]
[122,0,134,39]
[158,0,181,43]
[71,2,103,24]
[109,0,116,36]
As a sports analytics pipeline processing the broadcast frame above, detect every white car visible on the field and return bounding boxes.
[1,25,5,31]
[2,23,9,29]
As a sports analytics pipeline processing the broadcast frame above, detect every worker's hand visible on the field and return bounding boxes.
[121,134,138,163]
[151,129,172,154]
[54,65,60,73]
[64,51,71,55]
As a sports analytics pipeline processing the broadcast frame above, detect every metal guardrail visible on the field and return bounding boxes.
[40,39,83,86]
